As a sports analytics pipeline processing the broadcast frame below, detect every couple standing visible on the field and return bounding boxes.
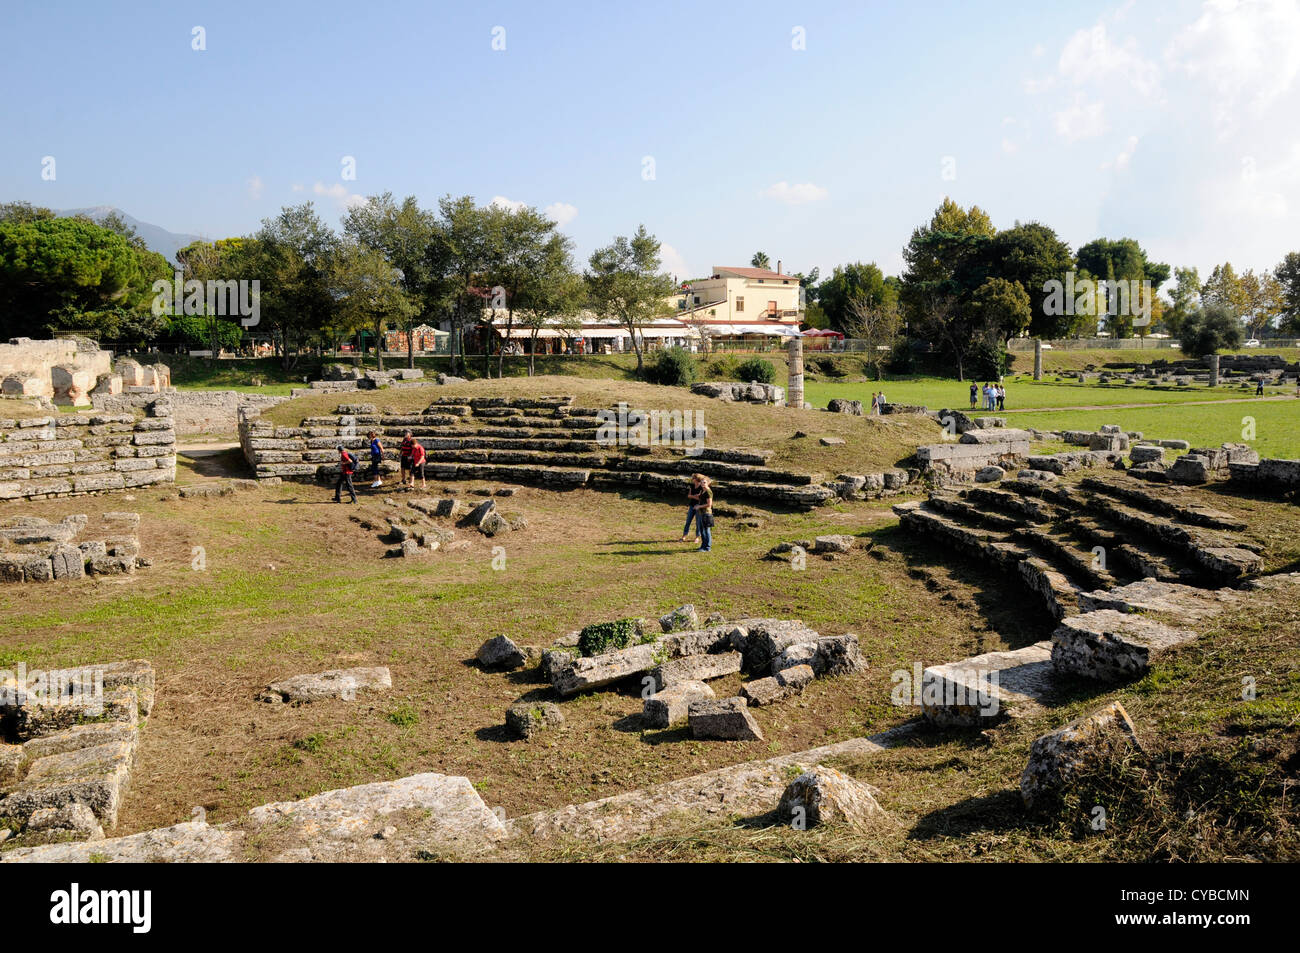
[679,473,714,552]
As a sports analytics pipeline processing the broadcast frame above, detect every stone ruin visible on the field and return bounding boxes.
[690,380,785,405]
[0,512,147,583]
[289,363,426,398]
[0,338,169,408]
[475,605,867,744]
[348,493,527,558]
[0,659,154,846]
[0,397,175,501]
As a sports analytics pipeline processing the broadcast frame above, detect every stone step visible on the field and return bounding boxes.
[1050,609,1199,682]
[1077,578,1244,625]
[1011,525,1119,591]
[921,641,1057,726]
[1077,476,1249,531]
[1061,515,1202,584]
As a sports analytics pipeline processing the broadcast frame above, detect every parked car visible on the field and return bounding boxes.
[1244,339,1262,347]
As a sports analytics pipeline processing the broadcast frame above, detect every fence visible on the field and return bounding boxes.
[1007,337,1300,352]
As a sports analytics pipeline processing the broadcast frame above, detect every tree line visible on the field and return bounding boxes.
[0,198,676,377]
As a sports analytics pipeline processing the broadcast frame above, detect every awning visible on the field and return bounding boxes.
[802,329,843,337]
[499,327,566,339]
[581,327,630,339]
[703,324,800,336]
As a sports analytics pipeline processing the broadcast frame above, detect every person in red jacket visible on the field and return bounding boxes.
[409,439,427,490]
[398,430,416,487]
[334,444,358,503]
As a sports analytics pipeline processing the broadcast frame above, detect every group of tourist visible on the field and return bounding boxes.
[332,430,427,503]
[969,381,1007,411]
[679,473,715,552]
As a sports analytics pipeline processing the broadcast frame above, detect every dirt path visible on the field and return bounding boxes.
[1001,394,1300,414]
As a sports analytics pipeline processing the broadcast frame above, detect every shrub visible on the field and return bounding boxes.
[1179,303,1243,358]
[705,354,740,379]
[813,356,846,377]
[736,357,776,384]
[969,340,1011,379]
[647,346,696,387]
[577,618,653,656]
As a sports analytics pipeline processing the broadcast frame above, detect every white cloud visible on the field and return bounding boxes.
[247,175,264,200]
[1166,0,1300,125]
[313,182,364,208]
[760,181,829,204]
[1055,97,1107,141]
[1002,137,1019,155]
[543,202,578,226]
[658,243,692,282]
[1058,22,1160,98]
[1101,134,1140,170]
[490,195,527,212]
[291,183,304,192]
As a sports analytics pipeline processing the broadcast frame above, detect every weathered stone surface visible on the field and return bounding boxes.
[975,465,1005,482]
[740,664,814,706]
[649,651,742,691]
[1077,578,1243,625]
[244,772,507,858]
[1130,445,1166,465]
[477,635,526,670]
[1169,453,1212,484]
[539,649,574,683]
[819,436,846,446]
[659,604,699,633]
[1051,610,1198,682]
[778,765,884,829]
[1020,701,1141,809]
[1,743,23,786]
[0,738,134,826]
[643,679,715,728]
[478,510,511,536]
[827,398,863,415]
[960,428,1034,446]
[812,534,855,554]
[26,801,103,839]
[922,642,1056,726]
[263,666,392,703]
[688,697,763,741]
[551,642,660,696]
[0,820,241,863]
[506,701,564,740]
[13,687,138,741]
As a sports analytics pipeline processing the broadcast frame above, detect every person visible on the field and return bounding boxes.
[399,430,416,487]
[870,392,879,415]
[366,430,384,488]
[996,384,1006,411]
[695,475,714,552]
[680,473,702,542]
[334,444,357,504]
[969,382,978,408]
[409,438,427,490]
[877,390,887,413]
[1256,378,1265,396]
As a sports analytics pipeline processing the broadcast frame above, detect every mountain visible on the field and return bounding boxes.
[54,206,201,266]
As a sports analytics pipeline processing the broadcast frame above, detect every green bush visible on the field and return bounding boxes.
[647,346,696,387]
[813,356,846,377]
[736,357,776,384]
[705,354,740,379]
[577,618,652,656]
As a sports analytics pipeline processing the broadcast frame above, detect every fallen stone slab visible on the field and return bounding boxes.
[921,642,1056,726]
[649,651,742,691]
[506,701,564,740]
[777,765,885,830]
[659,604,699,633]
[26,802,103,840]
[643,680,715,729]
[1050,610,1198,682]
[1021,701,1142,810]
[688,697,764,741]
[243,772,507,860]
[812,534,855,553]
[551,642,661,696]
[0,737,134,827]
[262,666,392,703]
[771,634,866,678]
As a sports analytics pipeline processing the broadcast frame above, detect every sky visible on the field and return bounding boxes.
[2,0,1298,286]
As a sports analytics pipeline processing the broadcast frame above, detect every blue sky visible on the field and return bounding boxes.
[3,0,1298,285]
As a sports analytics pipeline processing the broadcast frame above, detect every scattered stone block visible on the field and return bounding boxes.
[819,436,846,446]
[812,534,855,553]
[688,697,763,741]
[1050,610,1198,682]
[1020,702,1141,810]
[778,765,884,829]
[659,604,699,633]
[263,667,392,703]
[649,651,742,691]
[477,635,526,670]
[975,465,1005,482]
[643,680,715,729]
[505,701,565,740]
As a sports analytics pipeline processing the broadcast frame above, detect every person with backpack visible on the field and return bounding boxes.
[399,430,417,487]
[366,430,385,488]
[969,382,978,408]
[409,439,427,490]
[695,476,715,553]
[334,444,358,504]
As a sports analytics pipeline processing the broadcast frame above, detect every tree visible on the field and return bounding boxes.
[329,240,417,372]
[845,297,901,380]
[433,195,490,377]
[482,204,575,378]
[982,222,1074,337]
[970,277,1032,341]
[174,237,253,358]
[1239,269,1283,339]
[521,270,584,376]
[751,251,770,269]
[253,203,338,370]
[584,225,676,376]
[0,216,168,342]
[1075,238,1168,338]
[0,201,56,224]
[342,193,437,369]
[899,197,996,337]
[1163,266,1201,337]
[1179,302,1243,358]
[1201,263,1249,316]
[817,263,895,335]
[1276,252,1300,334]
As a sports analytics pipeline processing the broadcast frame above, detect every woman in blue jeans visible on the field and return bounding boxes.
[695,476,714,552]
[679,472,703,542]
